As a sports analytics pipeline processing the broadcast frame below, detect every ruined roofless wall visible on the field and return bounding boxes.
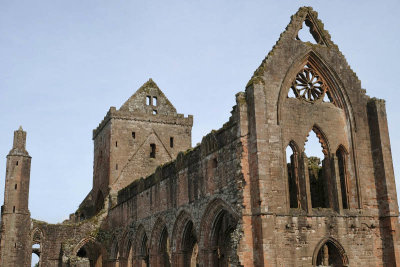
[105,93,248,266]
[6,6,400,267]
[115,104,240,207]
[28,93,247,267]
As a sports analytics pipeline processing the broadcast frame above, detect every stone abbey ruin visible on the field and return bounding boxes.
[1,6,400,267]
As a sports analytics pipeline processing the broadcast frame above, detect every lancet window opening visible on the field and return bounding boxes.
[285,126,354,211]
[286,142,301,209]
[305,127,330,209]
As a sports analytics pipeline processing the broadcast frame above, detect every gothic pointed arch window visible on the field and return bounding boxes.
[305,126,331,209]
[75,238,104,267]
[182,221,198,267]
[314,239,349,267]
[133,225,149,267]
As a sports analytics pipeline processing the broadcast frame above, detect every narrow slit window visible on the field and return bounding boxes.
[115,141,118,147]
[15,184,17,190]
[132,132,136,139]
[116,164,118,170]
[13,206,15,213]
[146,96,151,105]
[170,137,174,148]
[150,144,156,158]
[153,96,157,106]
[16,161,18,166]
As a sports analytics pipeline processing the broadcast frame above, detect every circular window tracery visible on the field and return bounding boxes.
[291,64,326,102]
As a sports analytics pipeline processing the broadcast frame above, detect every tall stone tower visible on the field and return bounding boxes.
[0,127,32,266]
[79,79,193,216]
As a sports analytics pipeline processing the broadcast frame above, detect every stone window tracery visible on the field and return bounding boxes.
[290,64,328,103]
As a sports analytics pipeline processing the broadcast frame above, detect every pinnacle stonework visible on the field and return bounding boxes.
[1,7,400,267]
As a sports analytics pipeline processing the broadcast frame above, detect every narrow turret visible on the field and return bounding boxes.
[0,127,32,266]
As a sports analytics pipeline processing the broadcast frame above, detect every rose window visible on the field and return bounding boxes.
[290,65,326,102]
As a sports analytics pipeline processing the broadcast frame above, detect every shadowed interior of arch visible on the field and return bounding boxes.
[210,210,238,266]
[179,220,198,267]
[159,227,171,267]
[126,240,133,267]
[315,240,347,267]
[76,240,103,267]
[140,233,149,267]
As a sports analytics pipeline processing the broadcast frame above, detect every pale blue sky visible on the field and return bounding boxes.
[1,1,399,224]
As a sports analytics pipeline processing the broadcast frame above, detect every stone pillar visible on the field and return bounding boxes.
[367,98,400,265]
[331,155,344,214]
[322,157,336,210]
[289,152,301,209]
[300,153,312,213]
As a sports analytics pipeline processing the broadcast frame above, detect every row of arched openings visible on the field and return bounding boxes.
[286,126,350,211]
[74,199,239,267]
[74,234,349,267]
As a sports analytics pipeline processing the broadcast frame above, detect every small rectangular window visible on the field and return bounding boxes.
[146,96,151,105]
[170,137,174,148]
[15,184,17,190]
[16,161,18,166]
[132,132,136,139]
[153,110,157,115]
[150,144,156,158]
[153,96,157,106]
